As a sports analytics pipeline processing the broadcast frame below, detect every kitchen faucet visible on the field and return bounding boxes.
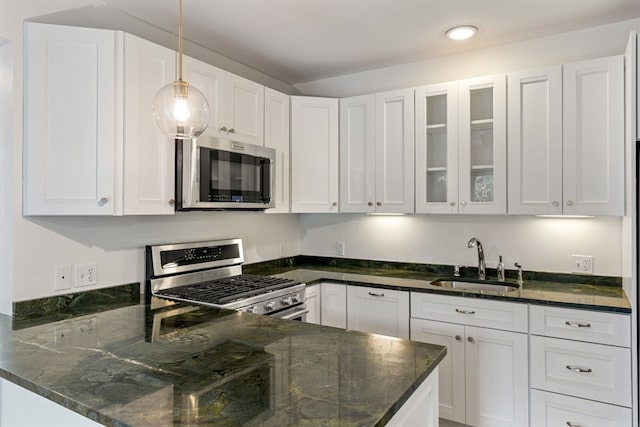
[467,237,486,280]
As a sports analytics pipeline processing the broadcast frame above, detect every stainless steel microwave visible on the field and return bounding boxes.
[176,136,275,210]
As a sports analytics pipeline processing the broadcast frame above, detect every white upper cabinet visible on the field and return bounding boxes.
[458,74,507,214]
[563,56,624,216]
[264,87,290,213]
[415,82,459,214]
[122,33,176,215]
[24,23,179,216]
[508,57,624,216]
[339,94,376,213]
[182,57,265,145]
[291,96,339,213]
[374,89,415,213]
[340,90,414,214]
[507,66,563,215]
[24,23,120,215]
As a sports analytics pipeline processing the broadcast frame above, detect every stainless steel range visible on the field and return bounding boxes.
[145,239,307,320]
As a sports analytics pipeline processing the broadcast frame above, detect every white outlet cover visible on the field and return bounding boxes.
[75,263,97,287]
[571,255,594,274]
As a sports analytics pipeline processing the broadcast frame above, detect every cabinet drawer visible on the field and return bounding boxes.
[530,336,631,407]
[350,285,404,302]
[530,305,630,347]
[410,292,527,332]
[530,389,632,427]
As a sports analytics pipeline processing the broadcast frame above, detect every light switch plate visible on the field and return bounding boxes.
[54,264,72,291]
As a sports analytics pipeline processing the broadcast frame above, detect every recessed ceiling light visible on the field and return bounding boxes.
[445,25,478,41]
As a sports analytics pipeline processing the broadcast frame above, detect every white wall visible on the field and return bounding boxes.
[0,39,12,315]
[294,18,640,97]
[299,214,622,276]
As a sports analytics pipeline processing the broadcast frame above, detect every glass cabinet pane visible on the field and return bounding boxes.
[427,170,447,202]
[470,87,493,121]
[427,127,447,168]
[427,94,447,125]
[425,93,449,203]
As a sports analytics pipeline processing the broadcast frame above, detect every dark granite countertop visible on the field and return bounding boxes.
[0,302,446,427]
[244,259,631,313]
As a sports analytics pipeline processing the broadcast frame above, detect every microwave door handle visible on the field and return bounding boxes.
[260,159,272,203]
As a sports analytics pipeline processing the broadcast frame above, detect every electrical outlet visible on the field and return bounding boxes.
[336,241,345,256]
[54,264,72,291]
[75,263,97,287]
[572,255,594,274]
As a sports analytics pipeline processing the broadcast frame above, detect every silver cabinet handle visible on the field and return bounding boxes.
[376,201,382,206]
[455,335,462,341]
[168,199,175,206]
[567,200,574,206]
[332,202,337,207]
[455,308,475,315]
[552,201,559,207]
[565,321,591,328]
[566,365,592,373]
[98,197,108,206]
[368,202,373,206]
[220,126,227,132]
[467,337,474,343]
[460,201,467,206]
[566,422,583,427]
[368,291,385,297]
[228,128,235,134]
[449,201,455,206]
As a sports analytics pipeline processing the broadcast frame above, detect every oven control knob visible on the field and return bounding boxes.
[292,293,301,304]
[281,296,293,306]
[264,301,276,311]
[246,306,258,314]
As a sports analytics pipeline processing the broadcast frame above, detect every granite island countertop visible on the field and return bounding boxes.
[0,302,446,427]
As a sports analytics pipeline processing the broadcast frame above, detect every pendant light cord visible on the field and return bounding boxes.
[178,0,184,82]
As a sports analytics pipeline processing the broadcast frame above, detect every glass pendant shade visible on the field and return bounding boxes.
[152,79,209,139]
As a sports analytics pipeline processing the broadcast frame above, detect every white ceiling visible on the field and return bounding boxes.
[102,0,640,85]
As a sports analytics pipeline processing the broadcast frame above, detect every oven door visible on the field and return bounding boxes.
[179,136,275,210]
[271,304,309,322]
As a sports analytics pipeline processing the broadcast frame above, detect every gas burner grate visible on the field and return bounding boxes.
[155,274,295,305]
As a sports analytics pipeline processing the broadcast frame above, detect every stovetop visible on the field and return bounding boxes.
[154,274,299,305]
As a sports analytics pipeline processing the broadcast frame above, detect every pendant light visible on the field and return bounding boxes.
[152,0,209,139]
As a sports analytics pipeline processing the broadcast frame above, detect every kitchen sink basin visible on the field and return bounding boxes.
[429,277,520,294]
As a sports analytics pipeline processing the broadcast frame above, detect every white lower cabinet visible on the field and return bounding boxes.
[530,389,632,427]
[385,367,439,427]
[529,305,633,425]
[304,284,321,324]
[320,282,347,329]
[410,292,529,427]
[347,285,409,338]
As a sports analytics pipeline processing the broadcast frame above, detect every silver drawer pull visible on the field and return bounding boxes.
[566,365,592,373]
[565,321,591,328]
[566,422,583,427]
[455,308,475,315]
[368,292,384,297]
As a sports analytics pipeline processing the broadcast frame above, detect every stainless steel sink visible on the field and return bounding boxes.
[429,277,520,294]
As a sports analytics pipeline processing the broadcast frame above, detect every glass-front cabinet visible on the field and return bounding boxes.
[458,75,507,214]
[415,82,458,213]
[415,75,506,214]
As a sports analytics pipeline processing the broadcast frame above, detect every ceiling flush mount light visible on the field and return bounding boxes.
[152,0,209,139]
[445,25,478,41]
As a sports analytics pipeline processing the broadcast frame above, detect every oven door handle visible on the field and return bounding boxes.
[279,308,309,320]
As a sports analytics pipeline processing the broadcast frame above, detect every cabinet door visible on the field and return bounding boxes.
[23,23,119,215]
[410,318,466,424]
[385,368,439,427]
[320,283,346,329]
[346,286,409,338]
[465,327,529,427]
[339,95,376,213]
[225,73,264,145]
[563,56,624,216]
[458,75,507,214]
[264,88,290,213]
[507,66,563,215]
[375,89,415,213]
[415,82,459,214]
[123,34,176,215]
[291,96,339,213]
[304,284,321,325]
[182,56,227,138]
